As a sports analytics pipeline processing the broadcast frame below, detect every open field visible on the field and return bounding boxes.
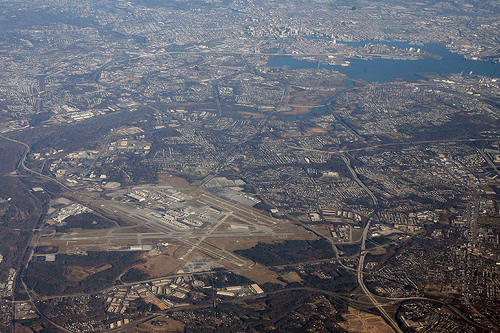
[338,307,394,333]
[32,181,317,293]
[65,264,112,282]
[237,263,286,285]
[280,271,303,283]
[158,174,190,187]
[130,316,185,333]
[282,89,339,116]
[132,252,185,278]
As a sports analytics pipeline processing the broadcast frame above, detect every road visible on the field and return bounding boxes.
[477,147,500,178]
[289,137,498,156]
[4,122,492,332]
[357,247,403,333]
[108,285,404,333]
[179,212,233,259]
[338,153,404,332]
[0,133,70,190]
[103,205,249,267]
[340,153,378,208]
[20,280,74,333]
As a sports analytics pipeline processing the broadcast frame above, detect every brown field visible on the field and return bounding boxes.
[239,299,268,311]
[282,126,330,137]
[478,216,500,226]
[36,238,69,252]
[203,227,318,262]
[280,271,303,283]
[237,263,286,285]
[214,222,235,232]
[143,294,169,310]
[423,284,450,297]
[370,247,387,256]
[129,316,185,333]
[273,223,318,239]
[110,238,142,245]
[14,324,34,333]
[237,111,265,118]
[306,127,330,135]
[116,225,155,234]
[205,237,260,253]
[308,224,334,238]
[135,249,186,277]
[123,77,141,84]
[65,264,112,282]
[338,307,394,333]
[158,174,190,187]
[282,106,317,115]
[63,229,111,238]
[351,228,364,242]
[276,87,343,116]
[288,90,332,107]
[172,243,195,259]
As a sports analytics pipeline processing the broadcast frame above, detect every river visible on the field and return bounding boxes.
[267,42,500,82]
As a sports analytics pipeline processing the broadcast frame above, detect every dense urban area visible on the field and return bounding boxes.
[1,0,500,332]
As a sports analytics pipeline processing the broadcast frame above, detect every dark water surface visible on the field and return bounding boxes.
[268,42,500,82]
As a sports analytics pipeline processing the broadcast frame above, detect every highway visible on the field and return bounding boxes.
[339,152,403,332]
[477,147,500,178]
[288,137,500,156]
[340,153,378,208]
[0,133,70,190]
[20,279,74,333]
[357,247,403,333]
[0,133,78,332]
